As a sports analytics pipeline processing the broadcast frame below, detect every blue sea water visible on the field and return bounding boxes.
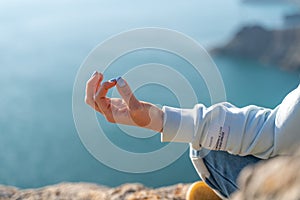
[0,0,299,188]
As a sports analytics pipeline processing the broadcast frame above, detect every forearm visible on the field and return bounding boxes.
[161,102,278,159]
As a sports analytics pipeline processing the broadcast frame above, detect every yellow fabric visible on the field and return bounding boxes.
[186,181,221,200]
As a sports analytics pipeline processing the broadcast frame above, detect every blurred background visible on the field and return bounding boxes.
[0,0,300,189]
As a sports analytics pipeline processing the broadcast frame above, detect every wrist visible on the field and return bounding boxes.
[146,103,164,132]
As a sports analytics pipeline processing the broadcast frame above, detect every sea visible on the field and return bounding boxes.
[0,0,299,188]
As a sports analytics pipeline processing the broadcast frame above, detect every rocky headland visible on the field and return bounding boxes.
[0,182,190,200]
[212,25,300,71]
[284,12,300,27]
[0,149,300,200]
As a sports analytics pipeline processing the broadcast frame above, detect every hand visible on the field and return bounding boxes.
[85,71,164,132]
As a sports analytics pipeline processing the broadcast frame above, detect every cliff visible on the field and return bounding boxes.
[212,25,300,71]
[0,149,300,200]
[0,182,190,200]
[284,13,300,26]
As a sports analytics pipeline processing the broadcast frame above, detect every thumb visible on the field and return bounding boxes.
[116,77,140,110]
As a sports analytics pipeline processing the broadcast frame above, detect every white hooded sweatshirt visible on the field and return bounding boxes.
[161,84,300,159]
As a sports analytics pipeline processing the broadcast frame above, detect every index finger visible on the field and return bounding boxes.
[95,80,117,99]
[94,80,117,114]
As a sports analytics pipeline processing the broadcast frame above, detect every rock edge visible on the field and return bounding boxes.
[0,182,190,200]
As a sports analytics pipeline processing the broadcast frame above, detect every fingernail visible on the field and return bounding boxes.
[91,71,97,77]
[117,77,126,87]
[108,78,117,83]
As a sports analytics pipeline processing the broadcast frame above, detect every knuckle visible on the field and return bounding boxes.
[102,82,111,88]
[94,95,105,103]
[85,96,91,105]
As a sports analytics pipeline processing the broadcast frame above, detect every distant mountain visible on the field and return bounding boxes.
[284,13,300,27]
[242,0,289,3]
[211,25,300,71]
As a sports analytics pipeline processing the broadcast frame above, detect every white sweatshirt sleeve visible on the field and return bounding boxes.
[161,84,300,159]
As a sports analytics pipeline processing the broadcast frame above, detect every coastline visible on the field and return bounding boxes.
[211,25,300,71]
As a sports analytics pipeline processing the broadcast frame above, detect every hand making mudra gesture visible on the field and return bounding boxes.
[85,71,164,133]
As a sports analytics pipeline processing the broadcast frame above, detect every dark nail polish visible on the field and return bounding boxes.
[117,77,126,87]
[109,78,117,83]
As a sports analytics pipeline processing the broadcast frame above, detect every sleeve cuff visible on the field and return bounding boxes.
[161,106,195,143]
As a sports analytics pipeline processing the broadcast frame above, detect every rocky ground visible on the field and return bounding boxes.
[231,147,300,200]
[1,149,300,200]
[212,25,300,71]
[0,182,190,200]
